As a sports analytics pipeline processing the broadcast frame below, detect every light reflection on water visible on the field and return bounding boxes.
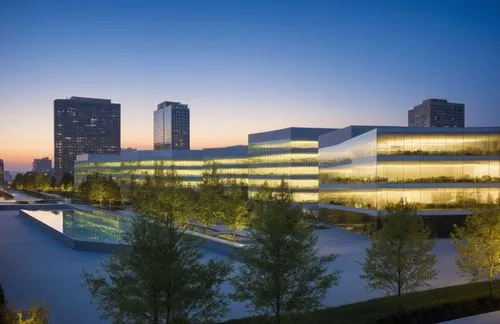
[23,209,130,243]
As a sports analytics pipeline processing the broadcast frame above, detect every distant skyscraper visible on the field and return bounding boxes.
[32,157,52,173]
[408,99,465,128]
[54,97,121,179]
[4,171,12,186]
[154,101,190,150]
[0,159,4,187]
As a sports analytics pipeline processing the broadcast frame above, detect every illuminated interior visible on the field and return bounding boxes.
[203,158,248,184]
[249,140,318,150]
[319,187,500,209]
[319,129,500,209]
[75,159,204,186]
[320,160,500,183]
[203,158,248,165]
[377,133,500,156]
[249,190,318,202]
[248,179,318,189]
[249,139,321,202]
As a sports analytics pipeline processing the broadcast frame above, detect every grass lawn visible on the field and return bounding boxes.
[224,280,500,323]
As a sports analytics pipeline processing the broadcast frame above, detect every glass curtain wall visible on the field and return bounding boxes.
[319,130,500,209]
[203,157,248,184]
[249,140,320,202]
[75,159,203,187]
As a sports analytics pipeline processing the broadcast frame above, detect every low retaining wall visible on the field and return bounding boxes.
[19,209,120,253]
[195,234,243,259]
[19,209,243,257]
[0,203,74,211]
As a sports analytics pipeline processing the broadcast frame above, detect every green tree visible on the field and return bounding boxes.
[452,206,500,298]
[59,172,74,190]
[104,176,121,208]
[197,168,226,232]
[0,283,7,324]
[223,180,249,240]
[81,174,121,208]
[12,173,25,190]
[1,285,50,324]
[15,302,50,324]
[360,199,438,309]
[231,181,340,323]
[10,172,50,191]
[82,212,231,324]
[88,178,107,206]
[124,173,138,202]
[50,176,57,189]
[132,166,196,228]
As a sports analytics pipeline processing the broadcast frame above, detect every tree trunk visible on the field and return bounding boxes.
[489,279,493,299]
[397,286,402,311]
[153,289,159,324]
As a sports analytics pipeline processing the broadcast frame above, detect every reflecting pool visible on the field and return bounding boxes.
[22,209,130,244]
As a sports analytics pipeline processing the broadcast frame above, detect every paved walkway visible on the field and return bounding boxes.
[442,310,500,323]
[11,190,41,202]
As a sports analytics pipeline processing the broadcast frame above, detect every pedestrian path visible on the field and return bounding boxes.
[441,310,500,323]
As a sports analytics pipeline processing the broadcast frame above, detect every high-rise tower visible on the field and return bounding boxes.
[154,101,190,150]
[408,98,465,128]
[54,96,120,179]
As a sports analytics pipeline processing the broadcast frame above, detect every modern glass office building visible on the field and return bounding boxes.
[203,145,248,184]
[54,97,121,180]
[319,126,500,210]
[75,150,204,188]
[248,127,336,202]
[75,146,248,188]
[154,101,190,150]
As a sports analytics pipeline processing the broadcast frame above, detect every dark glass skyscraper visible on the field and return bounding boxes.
[154,101,190,150]
[54,97,121,179]
[408,98,465,128]
[32,157,52,173]
[0,159,4,188]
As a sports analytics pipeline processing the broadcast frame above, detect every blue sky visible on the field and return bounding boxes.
[1,0,499,171]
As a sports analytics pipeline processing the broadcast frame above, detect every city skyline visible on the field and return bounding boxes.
[1,0,500,171]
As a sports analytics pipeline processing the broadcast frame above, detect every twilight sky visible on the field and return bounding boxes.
[1,0,499,171]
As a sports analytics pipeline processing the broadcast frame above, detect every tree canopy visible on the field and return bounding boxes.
[231,180,340,323]
[79,174,121,207]
[11,172,52,191]
[360,199,438,309]
[452,205,500,298]
[82,213,231,323]
[130,166,197,228]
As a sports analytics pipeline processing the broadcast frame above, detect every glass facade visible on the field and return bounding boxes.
[319,127,500,210]
[248,128,336,202]
[54,97,121,179]
[154,101,190,150]
[75,159,203,187]
[408,99,465,128]
[75,146,249,188]
[203,157,248,184]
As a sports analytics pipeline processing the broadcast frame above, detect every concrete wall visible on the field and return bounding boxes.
[19,208,243,257]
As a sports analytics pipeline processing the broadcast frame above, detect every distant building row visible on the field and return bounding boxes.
[53,96,465,181]
[53,97,190,180]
